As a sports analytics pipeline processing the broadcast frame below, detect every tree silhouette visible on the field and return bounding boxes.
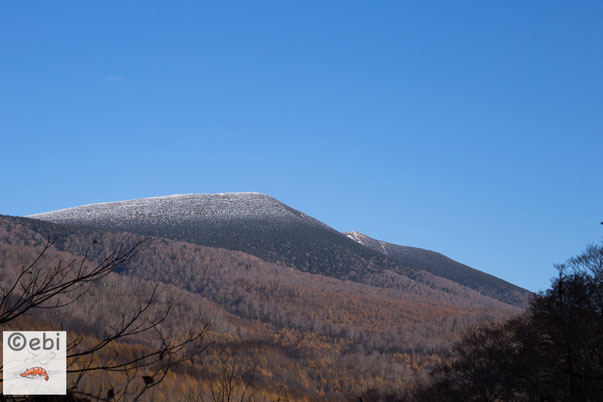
[0,237,211,401]
[416,242,603,401]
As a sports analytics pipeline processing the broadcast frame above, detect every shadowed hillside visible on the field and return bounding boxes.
[28,193,530,308]
[28,193,401,282]
[346,231,530,308]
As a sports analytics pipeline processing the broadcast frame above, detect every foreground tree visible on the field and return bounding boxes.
[416,242,603,401]
[0,238,211,401]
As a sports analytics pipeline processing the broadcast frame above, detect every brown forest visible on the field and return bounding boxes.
[0,215,522,400]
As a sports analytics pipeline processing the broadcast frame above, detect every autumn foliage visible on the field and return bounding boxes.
[0,216,520,400]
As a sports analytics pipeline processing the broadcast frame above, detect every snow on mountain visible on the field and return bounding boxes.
[28,193,412,284]
[28,193,530,308]
[345,231,366,245]
[345,231,531,308]
[28,192,326,229]
[346,231,389,254]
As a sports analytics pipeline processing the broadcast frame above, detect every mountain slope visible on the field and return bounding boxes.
[28,193,530,307]
[346,231,530,308]
[0,214,520,399]
[28,193,412,281]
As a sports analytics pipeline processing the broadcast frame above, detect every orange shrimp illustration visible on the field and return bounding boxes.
[20,367,49,381]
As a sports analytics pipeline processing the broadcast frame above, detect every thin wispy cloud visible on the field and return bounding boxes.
[104,74,125,82]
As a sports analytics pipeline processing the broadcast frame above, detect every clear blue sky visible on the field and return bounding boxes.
[1,1,601,292]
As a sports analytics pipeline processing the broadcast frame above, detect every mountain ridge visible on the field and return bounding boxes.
[27,193,531,308]
[345,230,529,308]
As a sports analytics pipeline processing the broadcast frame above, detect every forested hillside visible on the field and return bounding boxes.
[0,215,521,399]
[29,193,530,308]
[346,231,529,308]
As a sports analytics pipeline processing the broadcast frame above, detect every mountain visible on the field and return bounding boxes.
[345,231,530,308]
[29,193,531,308]
[28,193,423,285]
[5,193,532,398]
[0,214,519,399]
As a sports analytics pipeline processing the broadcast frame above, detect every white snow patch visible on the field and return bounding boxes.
[345,231,365,245]
[25,192,327,230]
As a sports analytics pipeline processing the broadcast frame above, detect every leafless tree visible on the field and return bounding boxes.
[0,237,212,401]
[182,346,256,402]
